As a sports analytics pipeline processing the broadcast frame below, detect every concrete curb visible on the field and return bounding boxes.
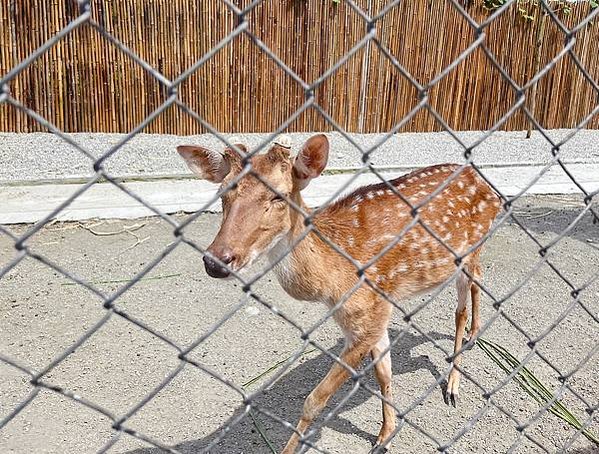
[2,163,598,224]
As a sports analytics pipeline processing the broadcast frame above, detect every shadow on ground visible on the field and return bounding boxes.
[507,198,598,245]
[126,330,451,454]
[126,199,599,454]
[567,447,599,454]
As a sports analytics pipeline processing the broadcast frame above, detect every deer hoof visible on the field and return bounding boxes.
[445,374,460,407]
[445,388,459,407]
[369,443,388,454]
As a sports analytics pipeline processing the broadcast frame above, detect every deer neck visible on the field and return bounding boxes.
[267,192,341,303]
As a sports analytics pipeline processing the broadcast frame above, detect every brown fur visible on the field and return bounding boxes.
[176,136,501,453]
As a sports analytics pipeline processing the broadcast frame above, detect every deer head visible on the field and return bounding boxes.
[177,134,329,278]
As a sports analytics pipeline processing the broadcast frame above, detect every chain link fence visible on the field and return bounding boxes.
[1,0,599,453]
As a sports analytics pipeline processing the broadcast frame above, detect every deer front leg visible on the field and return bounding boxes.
[281,338,374,454]
[370,330,396,451]
[446,271,471,406]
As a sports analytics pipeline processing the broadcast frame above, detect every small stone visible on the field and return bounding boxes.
[245,306,260,316]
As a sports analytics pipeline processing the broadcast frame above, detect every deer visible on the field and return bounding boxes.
[176,134,502,453]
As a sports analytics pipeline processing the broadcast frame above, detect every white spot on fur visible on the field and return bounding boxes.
[478,200,488,211]
[355,195,364,203]
[444,233,452,241]
[353,219,360,228]
[468,186,477,195]
[366,238,379,248]
[351,204,359,212]
[376,190,385,196]
[348,236,355,247]
[367,192,375,200]
[457,181,464,189]
[442,216,449,223]
[448,200,455,208]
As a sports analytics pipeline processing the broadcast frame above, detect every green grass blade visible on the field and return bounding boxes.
[61,272,181,286]
[248,409,277,454]
[476,336,599,445]
[241,348,318,451]
[242,348,317,389]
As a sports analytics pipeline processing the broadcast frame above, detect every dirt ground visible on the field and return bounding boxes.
[1,195,598,454]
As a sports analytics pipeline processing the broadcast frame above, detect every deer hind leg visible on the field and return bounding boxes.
[370,329,396,450]
[467,257,482,343]
[446,268,471,406]
[281,296,390,454]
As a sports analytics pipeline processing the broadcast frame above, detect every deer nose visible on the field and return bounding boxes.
[203,250,234,279]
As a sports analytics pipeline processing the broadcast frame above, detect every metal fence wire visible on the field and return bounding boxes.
[1,0,599,453]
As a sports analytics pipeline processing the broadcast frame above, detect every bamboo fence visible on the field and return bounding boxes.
[1,0,598,133]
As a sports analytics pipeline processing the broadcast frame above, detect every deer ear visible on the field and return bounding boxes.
[293,134,329,189]
[176,145,230,183]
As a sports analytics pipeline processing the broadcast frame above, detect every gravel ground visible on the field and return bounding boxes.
[2,130,599,183]
[1,195,598,454]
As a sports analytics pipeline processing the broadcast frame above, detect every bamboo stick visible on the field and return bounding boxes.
[0,0,597,133]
